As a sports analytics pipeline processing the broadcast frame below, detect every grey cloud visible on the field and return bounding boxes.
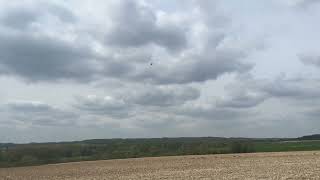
[7,101,52,112]
[2,0,320,142]
[302,108,320,122]
[261,78,320,99]
[102,60,134,77]
[45,3,76,23]
[105,0,187,51]
[295,0,320,8]
[0,33,100,82]
[1,8,38,29]
[175,103,250,121]
[3,101,77,126]
[0,2,76,29]
[124,86,200,107]
[74,85,199,118]
[300,54,320,68]
[131,112,182,130]
[74,95,132,119]
[196,0,228,27]
[0,29,245,85]
[97,45,251,85]
[0,0,253,86]
[0,2,101,83]
[132,51,251,84]
[173,52,251,83]
[216,92,267,109]
[220,75,320,110]
[121,0,253,85]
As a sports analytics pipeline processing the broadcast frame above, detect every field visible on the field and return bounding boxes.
[1,151,320,180]
[0,138,257,168]
[3,137,320,168]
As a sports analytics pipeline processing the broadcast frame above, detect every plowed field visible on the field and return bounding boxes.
[1,151,320,180]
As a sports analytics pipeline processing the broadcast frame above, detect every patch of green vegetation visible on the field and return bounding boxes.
[1,136,320,168]
[254,140,320,152]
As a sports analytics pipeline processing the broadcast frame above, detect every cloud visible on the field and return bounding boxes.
[0,2,75,30]
[294,0,320,8]
[1,101,77,126]
[206,72,320,112]
[219,74,320,110]
[1,7,38,29]
[216,92,267,109]
[74,95,132,119]
[0,1,102,82]
[7,101,52,112]
[130,50,252,84]
[0,0,253,86]
[74,85,199,119]
[104,0,187,51]
[303,108,320,121]
[123,85,200,107]
[5,0,320,141]
[260,77,320,99]
[171,99,251,121]
[300,54,320,68]
[0,33,101,82]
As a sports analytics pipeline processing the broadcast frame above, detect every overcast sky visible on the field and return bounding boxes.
[1,0,320,143]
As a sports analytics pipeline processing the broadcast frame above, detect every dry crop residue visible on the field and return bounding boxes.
[1,151,320,179]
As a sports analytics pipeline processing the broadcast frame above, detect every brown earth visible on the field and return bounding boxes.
[1,151,320,180]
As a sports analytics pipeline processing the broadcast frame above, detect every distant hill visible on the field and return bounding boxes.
[298,134,320,140]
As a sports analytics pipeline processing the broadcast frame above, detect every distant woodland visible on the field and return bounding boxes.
[1,135,320,168]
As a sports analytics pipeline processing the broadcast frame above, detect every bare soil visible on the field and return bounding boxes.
[1,151,320,180]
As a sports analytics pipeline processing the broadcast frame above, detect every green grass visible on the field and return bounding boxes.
[1,137,320,168]
[254,140,320,152]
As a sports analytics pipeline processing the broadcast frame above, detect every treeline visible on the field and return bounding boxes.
[2,135,320,168]
[298,134,320,140]
[0,137,255,167]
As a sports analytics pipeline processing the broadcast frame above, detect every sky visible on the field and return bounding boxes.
[1,0,320,143]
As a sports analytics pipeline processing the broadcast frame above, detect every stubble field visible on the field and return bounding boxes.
[1,151,320,180]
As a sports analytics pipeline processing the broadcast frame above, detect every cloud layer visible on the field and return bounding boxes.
[1,0,320,142]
